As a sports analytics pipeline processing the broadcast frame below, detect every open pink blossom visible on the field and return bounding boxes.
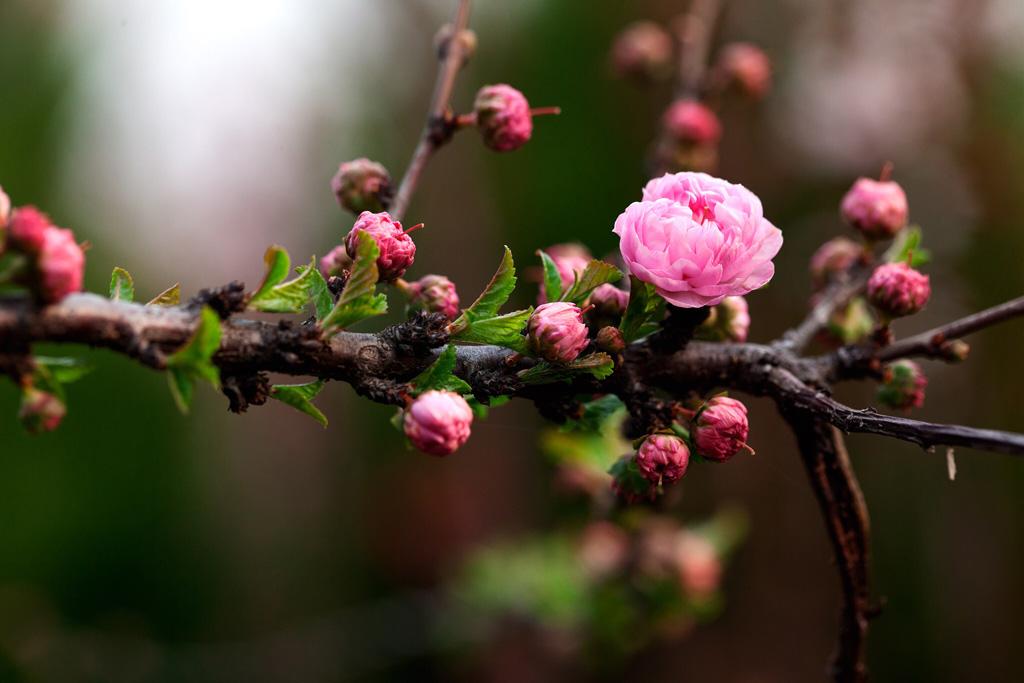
[614,172,783,308]
[404,390,473,456]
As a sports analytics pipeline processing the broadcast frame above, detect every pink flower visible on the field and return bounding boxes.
[344,211,416,282]
[6,206,51,253]
[403,274,460,321]
[867,262,930,318]
[526,301,590,364]
[692,396,750,462]
[538,243,591,303]
[404,390,474,456]
[614,172,783,308]
[840,177,908,241]
[37,225,85,303]
[636,433,690,484]
[473,84,533,152]
[321,244,353,278]
[696,295,750,342]
[609,21,674,81]
[331,158,394,215]
[809,236,863,290]
[589,283,629,317]
[662,100,722,145]
[716,42,772,99]
[0,185,10,229]
[19,387,66,434]
[877,360,926,413]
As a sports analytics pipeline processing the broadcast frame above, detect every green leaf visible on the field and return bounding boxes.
[537,250,563,303]
[454,308,532,353]
[299,264,333,320]
[320,232,387,335]
[883,226,931,268]
[147,283,180,306]
[409,344,473,395]
[619,275,666,344]
[165,306,223,414]
[109,267,134,302]
[518,352,615,385]
[563,394,625,432]
[561,260,623,305]
[450,246,517,330]
[249,256,320,314]
[270,380,328,427]
[249,245,292,303]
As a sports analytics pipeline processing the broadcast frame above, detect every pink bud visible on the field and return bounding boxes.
[596,326,626,353]
[867,262,930,318]
[578,521,631,580]
[814,296,874,348]
[331,158,394,215]
[527,301,590,364]
[6,206,51,253]
[538,243,592,304]
[675,531,722,597]
[473,84,533,152]
[636,433,690,485]
[589,283,629,318]
[840,177,908,241]
[877,360,926,413]
[0,185,10,230]
[37,225,85,303]
[19,387,66,434]
[662,100,722,145]
[695,296,750,343]
[404,274,460,321]
[692,396,750,462]
[403,390,474,456]
[321,244,353,278]
[809,237,863,290]
[344,211,416,282]
[715,42,772,99]
[609,21,674,81]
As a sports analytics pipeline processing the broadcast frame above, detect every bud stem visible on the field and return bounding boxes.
[529,106,562,117]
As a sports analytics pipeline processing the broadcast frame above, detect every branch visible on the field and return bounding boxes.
[775,264,871,355]
[675,0,723,99]
[389,0,473,221]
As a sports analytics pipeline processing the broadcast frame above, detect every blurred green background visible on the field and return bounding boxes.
[2,0,1024,680]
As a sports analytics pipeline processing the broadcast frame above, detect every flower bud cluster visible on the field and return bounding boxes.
[0,199,85,304]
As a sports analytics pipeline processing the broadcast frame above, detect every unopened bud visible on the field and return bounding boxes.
[403,390,474,456]
[19,387,66,434]
[809,237,863,290]
[6,206,51,253]
[840,177,908,241]
[815,296,874,347]
[527,302,590,364]
[695,296,749,343]
[596,326,625,353]
[321,244,353,278]
[578,521,630,580]
[941,340,970,363]
[36,226,85,303]
[344,211,416,282]
[715,42,772,99]
[867,262,930,318]
[636,433,690,485]
[663,100,722,146]
[609,21,674,81]
[610,454,657,505]
[537,243,592,304]
[691,396,750,462]
[331,158,394,215]
[434,23,477,66]
[0,185,10,231]
[403,274,460,321]
[473,84,534,152]
[877,360,926,413]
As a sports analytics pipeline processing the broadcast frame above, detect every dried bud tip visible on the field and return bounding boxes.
[434,24,477,66]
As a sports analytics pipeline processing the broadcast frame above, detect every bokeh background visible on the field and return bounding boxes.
[2,0,1024,680]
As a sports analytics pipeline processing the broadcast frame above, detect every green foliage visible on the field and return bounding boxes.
[248,245,291,302]
[454,246,517,322]
[449,247,533,352]
[608,455,655,499]
[270,380,328,427]
[537,249,563,303]
[884,226,931,268]
[31,356,94,403]
[165,306,222,414]
[518,352,615,386]
[109,267,134,302]
[146,283,180,307]
[561,260,623,305]
[618,275,665,344]
[563,394,625,433]
[299,264,333,320]
[320,232,388,336]
[248,247,322,314]
[409,345,472,396]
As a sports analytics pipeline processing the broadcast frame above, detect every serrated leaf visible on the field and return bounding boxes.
[563,394,625,432]
[537,250,563,303]
[166,306,222,413]
[518,352,615,385]
[454,308,532,353]
[270,380,328,427]
[320,232,387,335]
[409,345,473,395]
[619,275,666,344]
[249,245,292,303]
[35,356,94,385]
[249,256,320,314]
[298,264,333,320]
[147,283,180,306]
[450,247,517,330]
[883,226,931,268]
[561,260,623,305]
[109,267,134,302]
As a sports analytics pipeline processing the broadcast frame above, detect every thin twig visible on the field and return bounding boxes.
[676,0,723,99]
[389,0,473,221]
[775,264,872,355]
